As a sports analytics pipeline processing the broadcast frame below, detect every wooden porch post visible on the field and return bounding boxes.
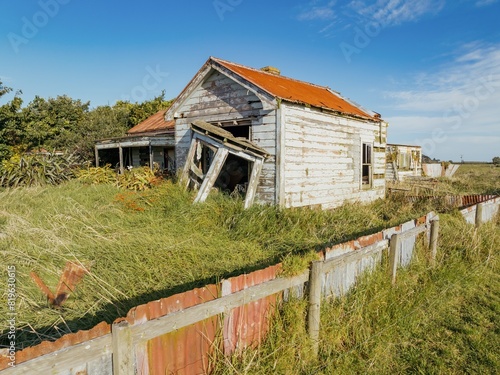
[181,137,199,188]
[244,158,263,209]
[194,148,229,203]
[149,142,154,171]
[119,146,124,174]
[94,146,99,167]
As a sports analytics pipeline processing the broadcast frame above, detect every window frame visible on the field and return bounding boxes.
[361,142,373,189]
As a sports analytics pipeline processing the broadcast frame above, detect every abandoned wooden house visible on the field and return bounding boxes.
[96,57,388,208]
[386,144,422,181]
[94,110,176,174]
[170,57,388,208]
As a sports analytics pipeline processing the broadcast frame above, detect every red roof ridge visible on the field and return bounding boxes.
[210,57,379,121]
[211,56,335,91]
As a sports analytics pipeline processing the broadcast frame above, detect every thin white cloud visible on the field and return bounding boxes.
[475,0,498,7]
[297,1,337,21]
[297,0,445,39]
[383,43,500,160]
[348,0,445,27]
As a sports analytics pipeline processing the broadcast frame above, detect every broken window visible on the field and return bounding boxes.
[182,120,267,208]
[362,142,372,187]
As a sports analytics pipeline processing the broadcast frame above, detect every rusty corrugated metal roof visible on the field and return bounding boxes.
[127,110,175,135]
[213,57,379,121]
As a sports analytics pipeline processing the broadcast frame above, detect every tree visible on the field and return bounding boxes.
[493,156,500,165]
[0,80,13,99]
[114,90,174,129]
[0,83,23,161]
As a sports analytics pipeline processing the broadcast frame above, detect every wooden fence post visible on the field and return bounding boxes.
[389,233,400,284]
[429,217,440,266]
[308,261,323,357]
[112,320,134,375]
[475,202,484,228]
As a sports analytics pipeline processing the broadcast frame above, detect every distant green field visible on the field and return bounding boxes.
[447,163,500,195]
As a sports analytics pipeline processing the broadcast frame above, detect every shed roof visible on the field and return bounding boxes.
[127,110,175,135]
[212,57,379,121]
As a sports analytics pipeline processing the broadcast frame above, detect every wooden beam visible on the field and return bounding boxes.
[192,132,264,161]
[276,106,286,207]
[181,137,198,188]
[244,158,264,209]
[389,233,401,284]
[190,160,205,180]
[429,217,439,266]
[194,148,229,203]
[112,320,134,375]
[94,146,99,167]
[475,202,484,228]
[308,261,322,357]
[130,270,310,344]
[149,142,153,170]
[1,335,112,375]
[118,146,124,174]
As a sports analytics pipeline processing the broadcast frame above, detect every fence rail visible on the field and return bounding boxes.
[2,196,499,375]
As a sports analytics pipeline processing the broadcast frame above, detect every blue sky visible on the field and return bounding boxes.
[1,0,499,161]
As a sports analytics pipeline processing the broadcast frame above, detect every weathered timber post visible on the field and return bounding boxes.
[308,260,323,357]
[149,142,154,171]
[429,217,440,266]
[475,202,484,228]
[389,233,401,284]
[118,146,124,175]
[112,320,134,375]
[94,146,99,167]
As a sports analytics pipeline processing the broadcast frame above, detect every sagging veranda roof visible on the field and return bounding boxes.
[127,110,175,135]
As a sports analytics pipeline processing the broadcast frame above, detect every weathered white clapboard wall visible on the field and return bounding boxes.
[174,70,277,204]
[282,103,386,208]
[173,66,389,207]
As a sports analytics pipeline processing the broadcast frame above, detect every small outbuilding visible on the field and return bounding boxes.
[386,144,422,181]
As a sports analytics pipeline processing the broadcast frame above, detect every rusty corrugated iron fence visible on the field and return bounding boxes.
[393,194,497,209]
[2,196,499,375]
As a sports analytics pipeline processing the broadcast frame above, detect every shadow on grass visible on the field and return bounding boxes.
[3,226,384,350]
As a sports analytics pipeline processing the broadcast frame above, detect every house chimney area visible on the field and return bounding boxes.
[260,66,281,76]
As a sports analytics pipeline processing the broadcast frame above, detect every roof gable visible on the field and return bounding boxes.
[165,57,381,123]
[212,57,379,121]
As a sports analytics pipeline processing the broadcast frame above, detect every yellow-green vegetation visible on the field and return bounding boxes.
[447,163,500,195]
[0,152,80,188]
[77,165,163,190]
[214,213,499,374]
[0,179,434,349]
[389,163,500,197]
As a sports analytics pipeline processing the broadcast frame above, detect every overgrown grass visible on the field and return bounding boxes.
[213,213,500,374]
[448,163,500,195]
[0,180,434,349]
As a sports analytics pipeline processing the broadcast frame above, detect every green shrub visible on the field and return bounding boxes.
[0,152,80,187]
